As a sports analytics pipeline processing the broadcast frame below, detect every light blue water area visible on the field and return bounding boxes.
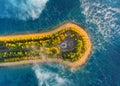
[0,0,120,86]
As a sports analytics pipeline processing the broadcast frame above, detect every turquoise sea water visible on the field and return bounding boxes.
[0,0,120,86]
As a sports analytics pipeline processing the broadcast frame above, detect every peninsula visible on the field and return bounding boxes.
[0,22,91,68]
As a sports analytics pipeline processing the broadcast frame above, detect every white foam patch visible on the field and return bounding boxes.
[32,64,71,86]
[80,2,120,84]
[0,0,48,20]
[80,0,120,49]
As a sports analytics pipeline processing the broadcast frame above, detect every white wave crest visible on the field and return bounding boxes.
[0,0,48,20]
[32,64,71,86]
[80,0,120,48]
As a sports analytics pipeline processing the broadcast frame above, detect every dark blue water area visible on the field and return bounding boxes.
[0,0,120,86]
[0,65,38,86]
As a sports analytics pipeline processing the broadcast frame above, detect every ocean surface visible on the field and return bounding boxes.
[0,0,120,86]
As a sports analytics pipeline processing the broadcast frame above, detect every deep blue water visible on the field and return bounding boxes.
[0,0,120,86]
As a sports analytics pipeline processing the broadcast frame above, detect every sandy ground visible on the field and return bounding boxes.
[0,22,92,68]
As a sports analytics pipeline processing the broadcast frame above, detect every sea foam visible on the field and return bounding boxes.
[32,64,72,86]
[80,0,120,49]
[0,0,48,20]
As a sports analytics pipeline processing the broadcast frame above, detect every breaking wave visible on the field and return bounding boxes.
[80,0,120,49]
[32,64,72,86]
[0,0,48,20]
